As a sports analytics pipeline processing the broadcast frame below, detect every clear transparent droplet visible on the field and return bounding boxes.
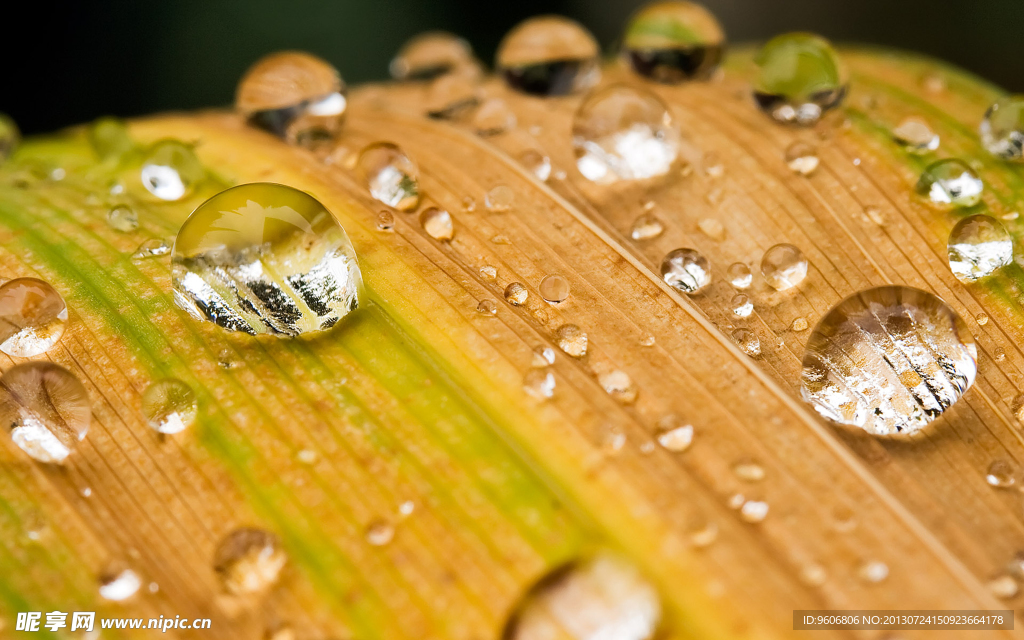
[688,520,718,547]
[976,312,988,326]
[573,84,680,183]
[365,519,395,546]
[132,238,171,261]
[732,328,761,357]
[596,366,638,404]
[140,140,204,201]
[656,415,693,452]
[540,274,571,304]
[980,95,1024,161]
[496,16,601,96]
[555,324,588,357]
[727,262,752,289]
[485,185,515,212]
[661,248,711,294]
[0,277,68,357]
[88,117,134,161]
[420,207,454,241]
[479,265,497,281]
[477,299,497,316]
[356,142,420,211]
[523,369,556,400]
[753,33,847,125]
[916,158,983,208]
[376,210,395,232]
[213,528,286,595]
[107,205,139,233]
[631,214,665,240]
[504,282,529,306]
[732,460,765,482]
[947,214,1012,282]
[425,74,481,120]
[534,346,557,366]
[858,560,889,583]
[800,286,977,435]
[471,98,517,136]
[731,293,753,318]
[760,243,807,291]
[740,500,769,523]
[791,316,809,332]
[785,141,819,175]
[986,460,1017,488]
[0,362,90,464]
[390,31,479,81]
[622,0,725,83]
[892,116,939,154]
[518,149,552,181]
[698,218,725,240]
[99,564,141,601]
[987,574,1019,599]
[0,113,21,162]
[142,378,197,435]
[171,183,362,336]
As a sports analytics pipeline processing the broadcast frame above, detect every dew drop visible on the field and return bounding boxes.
[390,31,479,81]
[132,238,172,261]
[656,415,693,452]
[523,369,556,400]
[296,448,317,464]
[946,214,1012,282]
[733,460,765,482]
[365,519,395,546]
[485,185,515,212]
[976,312,989,326]
[703,152,724,178]
[760,243,808,291]
[800,286,977,436]
[986,460,1017,488]
[732,328,761,357]
[356,142,420,211]
[99,564,141,601]
[171,183,362,337]
[892,116,940,153]
[140,140,204,201]
[0,113,21,162]
[660,248,711,294]
[988,574,1019,599]
[213,528,286,595]
[622,0,725,83]
[106,205,139,233]
[916,158,983,208]
[534,346,557,366]
[236,51,347,145]
[864,205,886,225]
[698,218,725,240]
[630,214,665,240]
[0,278,68,357]
[799,563,827,586]
[503,554,661,640]
[471,98,517,136]
[425,74,480,120]
[689,520,718,547]
[539,274,570,304]
[784,141,820,175]
[496,16,601,96]
[980,95,1024,162]
[476,299,498,316]
[479,265,497,281]
[518,149,552,181]
[640,335,656,347]
[141,378,197,435]
[572,84,680,183]
[504,282,529,306]
[555,324,588,357]
[753,33,847,125]
[740,500,769,523]
[596,366,638,404]
[727,262,752,289]
[0,362,90,464]
[731,293,753,318]
[791,316,809,332]
[375,210,395,232]
[727,493,746,509]
[420,207,454,241]
[88,117,134,161]
[858,560,889,583]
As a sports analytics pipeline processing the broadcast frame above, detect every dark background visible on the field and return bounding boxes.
[6,0,1023,135]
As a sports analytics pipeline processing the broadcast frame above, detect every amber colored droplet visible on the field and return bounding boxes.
[390,31,480,81]
[504,282,529,306]
[213,528,287,595]
[0,277,68,357]
[420,207,454,241]
[539,275,570,304]
[496,15,601,96]
[554,324,588,357]
[0,362,90,464]
[356,143,421,211]
[376,210,395,232]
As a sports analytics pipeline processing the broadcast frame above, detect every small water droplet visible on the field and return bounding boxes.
[0,113,21,162]
[365,519,395,546]
[987,574,1019,599]
[141,378,197,435]
[131,238,172,261]
[476,299,498,316]
[82,487,92,497]
[892,116,940,153]
[140,140,204,201]
[420,206,454,241]
[533,346,557,366]
[727,262,752,289]
[0,362,89,464]
[921,73,946,94]
[471,98,517,135]
[523,369,556,400]
[980,96,1024,162]
[660,248,711,294]
[731,293,753,318]
[375,210,396,232]
[0,278,68,357]
[596,366,638,404]
[994,347,1007,362]
[491,234,511,245]
[727,493,745,509]
[733,460,765,482]
[977,312,989,326]
[99,564,141,601]
[539,274,570,304]
[947,214,1012,282]
[858,560,889,583]
[630,214,665,240]
[461,196,477,212]
[106,205,139,233]
[799,563,827,586]
[732,328,761,357]
[399,500,415,517]
[986,460,1017,488]
[485,185,515,212]
[496,16,600,96]
[689,520,718,547]
[640,335,656,347]
[698,218,725,240]
[518,149,552,181]
[504,282,529,306]
[573,84,680,183]
[390,31,479,81]
[760,243,807,291]
[296,449,317,464]
[656,415,693,452]
[88,117,134,160]
[425,75,482,120]
[622,0,725,83]
[554,324,588,357]
[356,143,420,211]
[784,141,819,175]
[740,500,769,523]
[916,158,984,207]
[864,205,886,225]
[479,265,497,281]
[800,286,977,435]
[753,33,847,125]
[214,528,287,595]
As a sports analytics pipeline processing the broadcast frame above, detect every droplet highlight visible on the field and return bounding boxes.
[555,324,588,357]
[213,528,287,595]
[140,140,204,201]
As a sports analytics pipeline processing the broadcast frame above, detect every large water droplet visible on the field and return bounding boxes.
[573,84,680,183]
[555,324,588,357]
[356,142,420,211]
[753,33,847,125]
[800,286,977,435]
[947,214,1012,282]
[139,140,204,202]
[0,362,90,464]
[916,159,983,208]
[622,0,725,83]
[390,32,479,81]
[503,554,661,640]
[892,117,939,154]
[980,95,1024,162]
[171,183,362,336]
[142,378,197,434]
[660,248,711,294]
[420,207,454,241]
[0,278,68,357]
[0,113,20,162]
[539,275,571,304]
[236,51,347,145]
[496,16,601,96]
[760,243,807,291]
[213,528,287,595]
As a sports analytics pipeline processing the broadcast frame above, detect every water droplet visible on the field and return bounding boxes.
[485,185,515,212]
[698,218,725,240]
[213,528,286,595]
[791,316,809,332]
[236,51,347,145]
[760,243,807,291]
[88,117,134,160]
[365,519,395,546]
[622,0,725,83]
[555,324,588,357]
[656,415,693,452]
[987,574,1019,599]
[171,183,362,336]
[106,205,139,233]
[420,207,454,241]
[976,312,989,326]
[356,143,420,211]
[131,238,172,261]
[740,500,769,523]
[980,95,1024,161]
[503,554,661,640]
[0,362,90,464]
[922,72,946,94]
[986,460,1017,488]
[539,275,570,304]
[727,493,746,509]
[916,158,984,208]
[784,141,820,175]
[534,346,557,366]
[504,282,529,306]
[732,328,761,357]
[947,214,1012,282]
[0,113,20,162]
[731,293,753,318]
[470,98,517,135]
[858,560,889,583]
[630,214,665,240]
[140,140,204,201]
[425,74,480,120]
[390,31,479,81]
[800,286,977,435]
[733,460,765,482]
[296,449,317,464]
[496,16,600,96]
[523,369,556,400]
[864,205,886,225]
[799,563,827,586]
[98,564,141,601]
[640,335,656,347]
[703,152,724,178]
[727,262,752,289]
[518,149,552,182]
[0,278,68,357]
[573,84,680,183]
[491,234,511,245]
[892,116,940,153]
[660,248,711,294]
[141,378,197,435]
[479,265,497,281]
[753,33,847,125]
[399,500,415,517]
[688,520,718,547]
[596,366,638,404]
[476,299,497,316]
[375,210,395,232]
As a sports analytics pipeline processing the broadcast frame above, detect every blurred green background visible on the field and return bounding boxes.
[6,0,1023,134]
